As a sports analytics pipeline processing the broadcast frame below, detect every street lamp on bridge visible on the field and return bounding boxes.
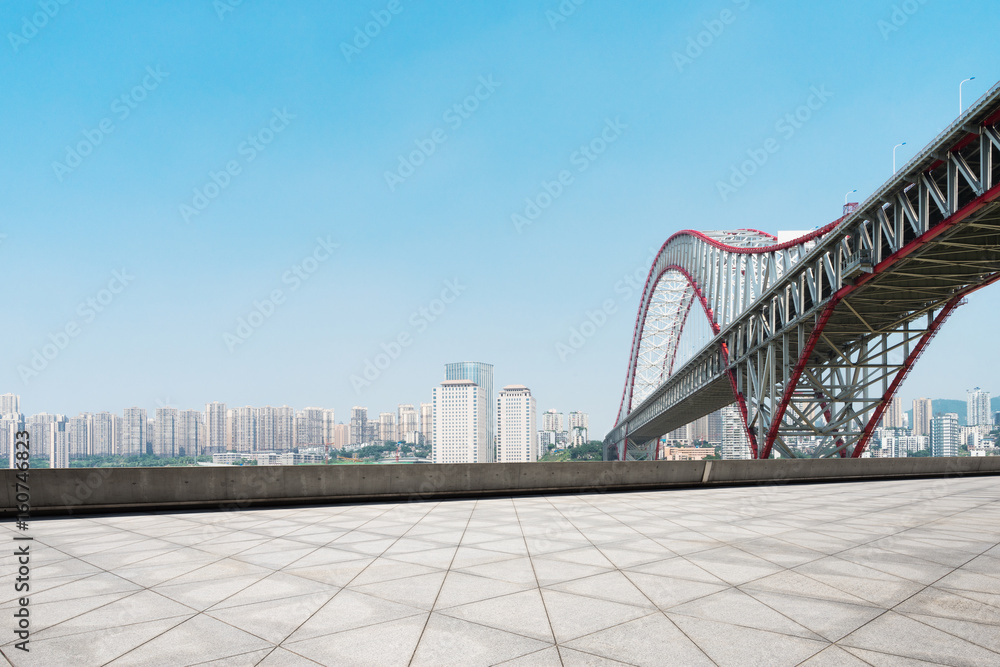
[893,142,906,174]
[844,189,858,216]
[960,77,976,115]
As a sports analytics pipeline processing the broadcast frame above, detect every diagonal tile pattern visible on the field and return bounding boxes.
[2,477,1000,665]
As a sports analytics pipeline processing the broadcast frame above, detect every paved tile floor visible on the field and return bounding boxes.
[2,476,1000,666]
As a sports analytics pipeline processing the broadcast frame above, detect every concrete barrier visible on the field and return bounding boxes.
[3,456,999,517]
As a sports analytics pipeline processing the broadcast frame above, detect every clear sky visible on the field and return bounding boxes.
[3,0,999,436]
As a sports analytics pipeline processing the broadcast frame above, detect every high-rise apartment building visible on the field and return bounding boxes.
[68,414,91,458]
[420,402,433,446]
[497,385,537,463]
[378,412,396,443]
[912,398,932,436]
[350,407,368,445]
[931,413,960,457]
[445,362,494,462]
[89,412,117,456]
[229,406,257,453]
[256,406,278,451]
[882,395,903,429]
[49,419,69,469]
[398,404,418,437]
[333,423,349,448]
[122,407,147,456]
[721,405,750,460]
[205,402,227,452]
[322,409,336,445]
[1,413,25,463]
[0,393,21,417]
[542,409,564,433]
[177,409,203,456]
[568,411,589,447]
[967,387,992,427]
[154,408,179,458]
[432,379,488,464]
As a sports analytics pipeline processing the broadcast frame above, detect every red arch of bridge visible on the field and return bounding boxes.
[616,219,850,460]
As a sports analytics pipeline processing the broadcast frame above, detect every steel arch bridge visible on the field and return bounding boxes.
[606,82,1000,461]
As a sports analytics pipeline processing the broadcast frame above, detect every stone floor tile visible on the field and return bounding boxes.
[669,588,823,640]
[493,646,562,666]
[29,571,142,605]
[439,589,553,642]
[284,589,425,643]
[540,590,654,643]
[207,591,334,643]
[682,546,786,585]
[547,570,655,608]
[434,571,535,609]
[106,614,274,666]
[839,610,1000,666]
[622,571,730,609]
[282,557,375,587]
[255,647,325,666]
[29,590,193,642]
[5,615,191,667]
[530,557,614,587]
[741,589,884,642]
[563,612,714,666]
[840,645,946,666]
[901,612,1000,653]
[349,571,447,610]
[666,614,828,667]
[410,613,552,667]
[153,574,266,611]
[623,556,728,585]
[284,614,427,666]
[894,586,1000,626]
[797,645,871,666]
[558,646,635,665]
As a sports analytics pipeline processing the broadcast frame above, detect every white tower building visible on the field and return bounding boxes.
[497,385,537,463]
[432,379,488,464]
[721,405,750,460]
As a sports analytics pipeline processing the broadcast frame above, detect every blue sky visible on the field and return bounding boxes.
[3,0,999,436]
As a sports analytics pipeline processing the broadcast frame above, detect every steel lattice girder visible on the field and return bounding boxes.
[607,81,1000,460]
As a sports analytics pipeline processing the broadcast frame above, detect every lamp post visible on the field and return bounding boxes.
[844,189,857,205]
[893,142,906,174]
[959,77,976,115]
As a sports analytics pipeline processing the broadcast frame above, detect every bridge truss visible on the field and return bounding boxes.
[607,82,1000,460]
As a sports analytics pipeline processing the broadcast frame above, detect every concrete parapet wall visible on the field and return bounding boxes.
[3,456,1000,516]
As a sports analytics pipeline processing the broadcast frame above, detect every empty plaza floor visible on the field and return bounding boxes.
[2,476,1000,666]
